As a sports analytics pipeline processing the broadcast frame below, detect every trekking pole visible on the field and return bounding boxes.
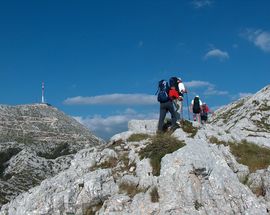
[186,92,190,120]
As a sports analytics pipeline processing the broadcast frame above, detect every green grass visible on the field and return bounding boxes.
[230,140,270,172]
[139,133,185,176]
[127,133,151,142]
[180,120,198,138]
[209,138,270,172]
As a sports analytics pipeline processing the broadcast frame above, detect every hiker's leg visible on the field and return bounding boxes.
[175,100,181,120]
[167,102,177,126]
[197,114,201,123]
[193,113,197,121]
[172,100,180,121]
[158,103,167,131]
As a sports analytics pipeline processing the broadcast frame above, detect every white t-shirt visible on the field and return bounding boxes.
[178,82,186,93]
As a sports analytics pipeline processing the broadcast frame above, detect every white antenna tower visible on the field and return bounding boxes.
[42,81,45,103]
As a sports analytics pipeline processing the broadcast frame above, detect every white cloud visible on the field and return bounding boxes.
[73,109,159,140]
[191,0,213,8]
[185,80,213,88]
[238,92,253,98]
[204,49,229,61]
[64,93,157,105]
[242,29,270,52]
[204,86,229,96]
[185,80,228,96]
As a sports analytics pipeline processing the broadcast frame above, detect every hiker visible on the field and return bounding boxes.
[169,77,187,120]
[200,103,213,124]
[168,85,182,123]
[190,95,202,123]
[157,80,178,132]
[176,77,187,119]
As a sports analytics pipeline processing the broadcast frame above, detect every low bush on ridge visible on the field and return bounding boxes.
[139,133,185,176]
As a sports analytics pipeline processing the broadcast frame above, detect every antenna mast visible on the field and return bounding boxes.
[42,81,45,103]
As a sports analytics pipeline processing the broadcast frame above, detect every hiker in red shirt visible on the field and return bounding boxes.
[200,103,213,124]
[169,86,182,124]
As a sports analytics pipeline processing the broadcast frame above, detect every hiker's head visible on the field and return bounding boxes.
[177,77,182,83]
[195,95,199,98]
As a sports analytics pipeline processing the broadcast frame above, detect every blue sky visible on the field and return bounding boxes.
[0,0,269,140]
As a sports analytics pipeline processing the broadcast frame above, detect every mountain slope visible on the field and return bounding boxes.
[0,104,103,207]
[209,85,270,146]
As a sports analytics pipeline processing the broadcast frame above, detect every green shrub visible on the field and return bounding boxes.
[127,133,151,142]
[139,133,185,176]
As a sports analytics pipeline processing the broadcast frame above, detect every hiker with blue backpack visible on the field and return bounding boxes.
[156,80,178,132]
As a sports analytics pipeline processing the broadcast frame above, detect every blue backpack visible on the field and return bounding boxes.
[156,80,170,103]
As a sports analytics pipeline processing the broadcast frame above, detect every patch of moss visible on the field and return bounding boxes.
[180,120,198,137]
[150,186,159,203]
[127,133,151,142]
[139,133,185,176]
